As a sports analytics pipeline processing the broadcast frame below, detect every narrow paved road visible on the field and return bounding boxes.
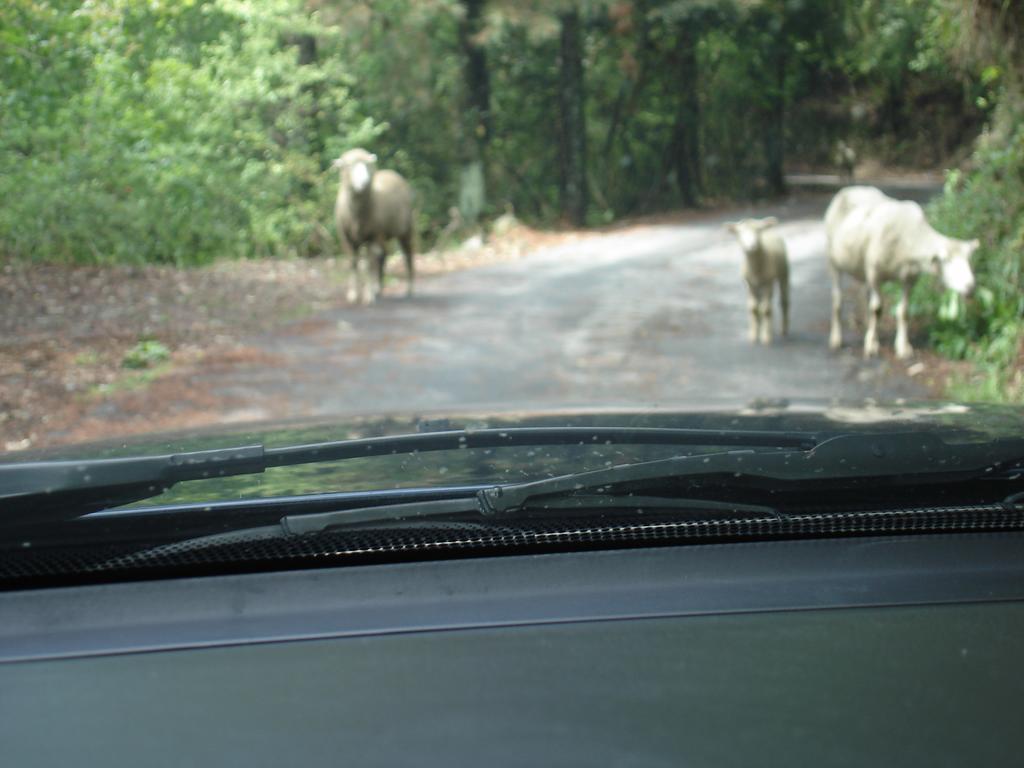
[194,185,936,422]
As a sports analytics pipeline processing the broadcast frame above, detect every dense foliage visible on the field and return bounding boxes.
[905,0,1024,401]
[1,0,379,264]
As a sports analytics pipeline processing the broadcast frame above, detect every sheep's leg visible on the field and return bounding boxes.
[356,250,372,304]
[828,264,843,350]
[400,233,415,298]
[778,272,790,338]
[759,288,774,345]
[864,281,882,358]
[747,289,759,343]
[371,243,386,302]
[340,234,360,304]
[894,280,914,359]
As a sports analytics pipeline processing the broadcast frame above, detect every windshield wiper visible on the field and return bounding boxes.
[124,432,1024,552]
[477,432,1024,514]
[130,494,782,557]
[0,427,816,523]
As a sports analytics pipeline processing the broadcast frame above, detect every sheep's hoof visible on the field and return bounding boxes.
[346,288,359,304]
[895,344,914,360]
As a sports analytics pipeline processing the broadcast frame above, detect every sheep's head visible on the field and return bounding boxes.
[726,217,778,253]
[332,148,378,195]
[934,237,979,297]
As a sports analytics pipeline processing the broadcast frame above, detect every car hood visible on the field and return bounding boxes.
[6,399,1024,508]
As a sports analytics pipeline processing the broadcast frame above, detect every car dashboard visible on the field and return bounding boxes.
[3,533,1024,766]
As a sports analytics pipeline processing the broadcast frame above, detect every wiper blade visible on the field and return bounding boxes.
[478,432,1024,515]
[133,494,780,557]
[0,427,817,523]
[281,494,778,535]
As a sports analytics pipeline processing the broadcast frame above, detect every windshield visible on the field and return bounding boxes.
[2,1,1022,516]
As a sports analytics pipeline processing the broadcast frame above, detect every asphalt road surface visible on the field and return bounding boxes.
[198,184,938,422]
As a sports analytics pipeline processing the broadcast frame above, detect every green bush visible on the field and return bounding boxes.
[0,0,379,266]
[912,115,1024,401]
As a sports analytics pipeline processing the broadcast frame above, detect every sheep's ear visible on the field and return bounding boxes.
[369,153,378,163]
[725,222,737,232]
[760,217,779,228]
[330,158,344,170]
[970,238,981,252]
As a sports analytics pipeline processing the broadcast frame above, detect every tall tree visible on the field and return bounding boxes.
[457,0,492,223]
[557,5,588,225]
[744,0,846,196]
[289,32,324,160]
[664,13,703,206]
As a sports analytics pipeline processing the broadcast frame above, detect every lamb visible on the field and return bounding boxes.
[825,186,978,359]
[726,217,790,345]
[332,148,416,304]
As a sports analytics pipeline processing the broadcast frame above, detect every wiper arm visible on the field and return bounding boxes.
[477,432,1024,515]
[132,494,781,557]
[0,427,817,523]
[280,494,778,535]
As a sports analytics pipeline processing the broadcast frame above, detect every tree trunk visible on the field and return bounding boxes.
[457,0,491,223]
[601,0,650,158]
[294,34,323,158]
[666,23,701,207]
[558,7,588,226]
[763,49,786,195]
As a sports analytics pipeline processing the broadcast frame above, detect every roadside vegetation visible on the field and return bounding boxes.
[0,0,1021,399]
[907,1,1024,402]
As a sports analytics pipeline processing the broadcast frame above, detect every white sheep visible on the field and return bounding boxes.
[333,148,416,304]
[726,217,790,345]
[825,186,977,359]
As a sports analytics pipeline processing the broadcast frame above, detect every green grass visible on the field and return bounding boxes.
[91,362,173,398]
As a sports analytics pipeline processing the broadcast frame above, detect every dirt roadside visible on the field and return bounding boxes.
[0,224,601,453]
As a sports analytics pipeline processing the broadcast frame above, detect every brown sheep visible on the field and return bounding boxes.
[332,148,415,304]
